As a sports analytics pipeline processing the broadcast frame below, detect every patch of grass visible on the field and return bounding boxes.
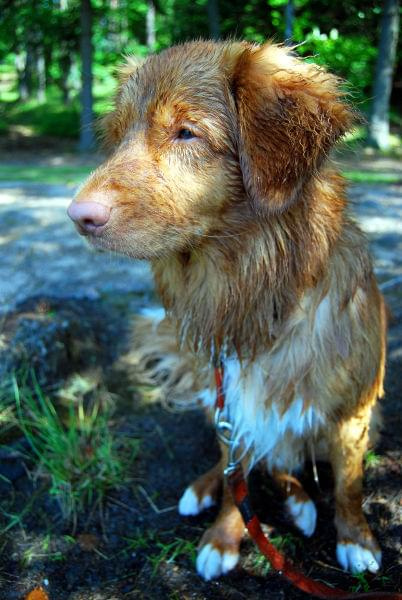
[246,531,301,576]
[377,575,392,587]
[148,536,197,576]
[21,533,69,567]
[251,551,272,576]
[364,449,381,468]
[350,571,370,593]
[0,89,81,139]
[0,75,116,139]
[270,532,301,554]
[0,487,43,534]
[123,530,153,554]
[121,531,197,575]
[0,164,93,185]
[6,532,76,568]
[12,370,140,521]
[343,170,401,184]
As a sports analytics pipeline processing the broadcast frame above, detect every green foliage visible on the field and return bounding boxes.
[0,0,400,141]
[299,31,377,99]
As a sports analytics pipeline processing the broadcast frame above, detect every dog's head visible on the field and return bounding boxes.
[68,41,352,259]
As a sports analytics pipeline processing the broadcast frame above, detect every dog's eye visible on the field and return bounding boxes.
[177,128,195,140]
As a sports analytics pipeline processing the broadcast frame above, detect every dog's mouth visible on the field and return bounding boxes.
[77,224,162,261]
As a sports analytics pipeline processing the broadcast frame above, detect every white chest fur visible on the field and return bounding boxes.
[201,354,325,473]
[223,357,324,471]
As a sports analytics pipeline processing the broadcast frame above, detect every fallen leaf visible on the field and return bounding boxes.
[25,587,49,600]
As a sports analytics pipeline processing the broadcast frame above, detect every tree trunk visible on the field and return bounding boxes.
[207,0,220,40]
[15,52,29,101]
[367,0,400,150]
[36,50,46,103]
[284,0,294,45]
[60,53,72,104]
[146,0,156,51]
[79,0,95,151]
[19,47,34,101]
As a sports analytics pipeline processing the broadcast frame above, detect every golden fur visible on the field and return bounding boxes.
[69,40,387,578]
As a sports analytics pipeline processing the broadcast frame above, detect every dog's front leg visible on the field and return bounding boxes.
[178,459,223,516]
[195,444,246,580]
[329,408,382,574]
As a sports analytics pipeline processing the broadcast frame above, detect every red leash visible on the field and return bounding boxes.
[214,364,402,600]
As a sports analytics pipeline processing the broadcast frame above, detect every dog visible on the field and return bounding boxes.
[67,40,386,581]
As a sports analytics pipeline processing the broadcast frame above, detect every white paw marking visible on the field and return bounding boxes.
[196,542,239,580]
[178,486,215,516]
[336,542,382,574]
[285,495,317,537]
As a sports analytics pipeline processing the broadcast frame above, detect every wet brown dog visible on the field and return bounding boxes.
[68,41,386,580]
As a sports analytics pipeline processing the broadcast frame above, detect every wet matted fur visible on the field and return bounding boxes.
[68,40,387,580]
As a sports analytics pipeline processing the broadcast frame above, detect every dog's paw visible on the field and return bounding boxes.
[196,542,239,580]
[285,495,317,537]
[178,485,215,516]
[336,542,382,574]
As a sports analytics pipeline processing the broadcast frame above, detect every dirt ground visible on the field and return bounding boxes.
[0,144,401,599]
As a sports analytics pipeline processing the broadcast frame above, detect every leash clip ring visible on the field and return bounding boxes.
[215,408,247,476]
[214,407,233,445]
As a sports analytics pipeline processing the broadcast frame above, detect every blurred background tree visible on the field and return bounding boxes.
[0,0,400,152]
[367,0,400,150]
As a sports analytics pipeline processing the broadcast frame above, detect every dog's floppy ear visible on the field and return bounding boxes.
[233,43,353,212]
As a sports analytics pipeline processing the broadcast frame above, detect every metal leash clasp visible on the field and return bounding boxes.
[214,407,247,477]
[213,347,247,477]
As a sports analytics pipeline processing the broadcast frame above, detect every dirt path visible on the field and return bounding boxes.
[0,182,153,315]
